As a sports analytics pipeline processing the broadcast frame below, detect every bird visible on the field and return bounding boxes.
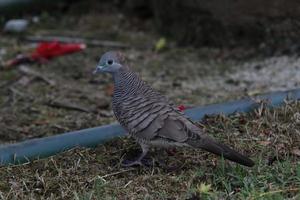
[93,51,254,167]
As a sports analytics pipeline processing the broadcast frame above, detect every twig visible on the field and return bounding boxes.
[26,35,130,48]
[123,180,133,188]
[18,65,56,86]
[85,169,134,185]
[99,169,134,179]
[45,99,91,113]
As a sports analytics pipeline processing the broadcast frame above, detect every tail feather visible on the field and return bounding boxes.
[187,137,255,167]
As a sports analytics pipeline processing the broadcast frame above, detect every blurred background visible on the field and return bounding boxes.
[0,1,300,199]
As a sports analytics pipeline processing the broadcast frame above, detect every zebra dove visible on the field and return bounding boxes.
[94,51,254,167]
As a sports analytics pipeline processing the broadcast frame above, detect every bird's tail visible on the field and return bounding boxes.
[187,136,254,167]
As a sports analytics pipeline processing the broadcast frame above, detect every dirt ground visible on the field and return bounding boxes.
[0,7,299,200]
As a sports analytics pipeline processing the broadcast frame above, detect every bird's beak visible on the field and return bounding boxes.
[93,65,105,74]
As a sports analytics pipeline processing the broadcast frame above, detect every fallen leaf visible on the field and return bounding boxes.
[155,37,167,52]
[197,183,211,194]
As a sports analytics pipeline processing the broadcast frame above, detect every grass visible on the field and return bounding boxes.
[0,102,299,199]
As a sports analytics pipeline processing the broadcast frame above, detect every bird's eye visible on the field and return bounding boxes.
[107,60,113,65]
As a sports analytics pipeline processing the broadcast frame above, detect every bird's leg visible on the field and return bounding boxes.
[121,144,150,167]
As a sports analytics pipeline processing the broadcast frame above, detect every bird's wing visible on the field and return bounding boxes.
[155,114,201,142]
[121,94,197,142]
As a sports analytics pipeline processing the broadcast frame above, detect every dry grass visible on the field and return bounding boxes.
[0,102,299,199]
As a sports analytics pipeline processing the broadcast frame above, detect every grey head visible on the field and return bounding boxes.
[94,51,128,74]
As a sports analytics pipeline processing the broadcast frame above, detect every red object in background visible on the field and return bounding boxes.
[31,41,86,61]
[5,41,86,67]
[178,105,186,111]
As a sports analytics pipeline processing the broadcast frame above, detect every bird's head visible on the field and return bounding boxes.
[93,51,127,74]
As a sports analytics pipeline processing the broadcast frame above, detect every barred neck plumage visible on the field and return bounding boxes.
[112,69,146,99]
